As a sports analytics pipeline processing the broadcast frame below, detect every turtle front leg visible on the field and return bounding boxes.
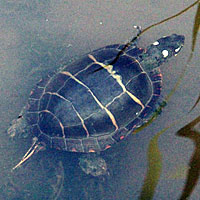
[79,153,108,177]
[7,106,30,139]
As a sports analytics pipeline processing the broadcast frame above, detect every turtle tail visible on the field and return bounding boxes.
[12,137,45,171]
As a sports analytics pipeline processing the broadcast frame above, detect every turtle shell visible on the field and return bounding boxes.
[25,44,162,152]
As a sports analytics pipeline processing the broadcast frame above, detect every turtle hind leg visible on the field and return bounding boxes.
[7,106,30,140]
[12,137,45,171]
[79,153,108,177]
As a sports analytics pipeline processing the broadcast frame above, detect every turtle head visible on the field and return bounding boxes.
[151,34,185,57]
[141,34,185,71]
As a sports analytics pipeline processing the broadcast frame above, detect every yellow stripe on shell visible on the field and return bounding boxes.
[46,92,90,137]
[61,71,119,130]
[88,54,145,109]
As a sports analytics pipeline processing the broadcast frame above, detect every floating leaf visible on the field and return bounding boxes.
[93,1,200,73]
[190,93,200,112]
[166,165,188,180]
[191,2,200,52]
[189,2,200,112]
[137,1,200,199]
[176,116,200,200]
[117,0,200,68]
[139,129,163,200]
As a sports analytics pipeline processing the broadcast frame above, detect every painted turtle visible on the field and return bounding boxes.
[8,31,184,176]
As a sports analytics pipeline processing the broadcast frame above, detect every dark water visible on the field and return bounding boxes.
[0,1,199,199]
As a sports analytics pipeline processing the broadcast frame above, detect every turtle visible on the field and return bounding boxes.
[8,29,184,177]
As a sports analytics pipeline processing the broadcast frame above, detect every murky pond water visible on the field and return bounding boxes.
[0,1,199,199]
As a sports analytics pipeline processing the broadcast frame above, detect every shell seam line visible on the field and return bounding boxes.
[88,54,145,109]
[46,92,90,137]
[61,71,119,130]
